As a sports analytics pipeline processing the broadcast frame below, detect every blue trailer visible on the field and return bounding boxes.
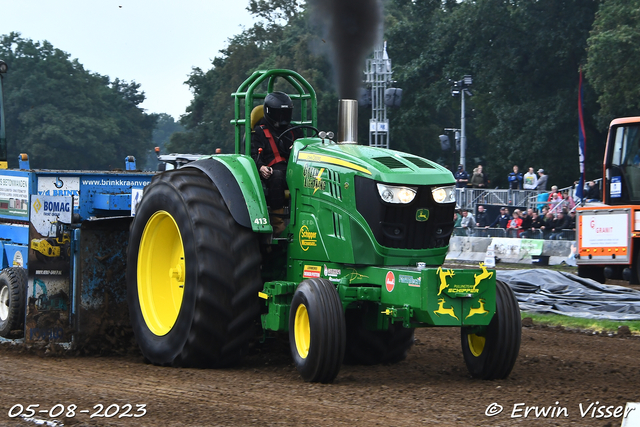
[0,58,157,346]
[0,162,155,345]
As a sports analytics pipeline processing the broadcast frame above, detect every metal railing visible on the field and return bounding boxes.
[455,188,538,210]
[454,179,602,212]
[453,227,575,240]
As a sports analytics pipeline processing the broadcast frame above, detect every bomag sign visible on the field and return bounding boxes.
[33,198,71,215]
[44,200,71,213]
[31,196,73,235]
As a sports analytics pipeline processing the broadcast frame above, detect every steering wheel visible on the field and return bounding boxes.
[277,125,320,142]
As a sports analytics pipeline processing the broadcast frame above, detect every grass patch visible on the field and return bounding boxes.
[522,312,640,335]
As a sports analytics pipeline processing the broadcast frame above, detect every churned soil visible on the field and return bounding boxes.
[1,322,639,427]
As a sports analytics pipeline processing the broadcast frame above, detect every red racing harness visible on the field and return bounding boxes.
[261,126,292,167]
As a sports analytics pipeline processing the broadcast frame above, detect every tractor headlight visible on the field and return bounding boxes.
[376,184,417,204]
[431,185,456,204]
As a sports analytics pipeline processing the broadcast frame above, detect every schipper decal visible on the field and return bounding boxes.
[444,263,494,296]
[299,225,317,251]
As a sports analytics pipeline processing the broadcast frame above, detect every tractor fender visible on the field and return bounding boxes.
[183,156,272,233]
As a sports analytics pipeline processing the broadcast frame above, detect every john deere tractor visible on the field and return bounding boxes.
[126,69,521,382]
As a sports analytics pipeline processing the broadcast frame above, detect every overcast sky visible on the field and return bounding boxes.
[0,1,255,119]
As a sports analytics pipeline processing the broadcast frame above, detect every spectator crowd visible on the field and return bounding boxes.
[453,202,577,240]
[450,163,602,240]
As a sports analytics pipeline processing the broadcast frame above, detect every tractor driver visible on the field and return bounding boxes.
[251,91,302,235]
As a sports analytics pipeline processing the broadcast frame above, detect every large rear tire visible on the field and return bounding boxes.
[127,168,262,368]
[0,267,27,338]
[343,306,415,365]
[461,279,521,380]
[289,278,346,383]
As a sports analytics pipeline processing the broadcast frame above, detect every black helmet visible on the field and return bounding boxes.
[264,91,293,129]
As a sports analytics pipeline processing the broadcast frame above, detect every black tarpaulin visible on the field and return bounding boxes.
[496,269,640,320]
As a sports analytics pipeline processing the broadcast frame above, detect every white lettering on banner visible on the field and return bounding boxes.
[0,176,29,199]
[81,179,150,187]
[38,177,81,208]
[581,214,628,248]
[0,178,28,188]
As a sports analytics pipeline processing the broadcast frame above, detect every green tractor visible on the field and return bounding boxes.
[126,69,521,382]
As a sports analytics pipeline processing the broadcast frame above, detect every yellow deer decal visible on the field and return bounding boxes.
[433,298,459,320]
[465,298,489,319]
[473,262,493,290]
[436,266,455,296]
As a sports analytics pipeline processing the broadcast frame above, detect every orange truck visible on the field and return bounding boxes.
[577,117,640,284]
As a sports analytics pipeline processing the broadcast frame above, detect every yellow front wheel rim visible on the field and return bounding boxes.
[467,333,486,357]
[294,304,311,359]
[138,211,185,336]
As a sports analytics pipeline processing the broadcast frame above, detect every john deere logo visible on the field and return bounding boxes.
[416,208,429,222]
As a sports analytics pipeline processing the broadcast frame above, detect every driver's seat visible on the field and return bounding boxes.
[250,105,264,130]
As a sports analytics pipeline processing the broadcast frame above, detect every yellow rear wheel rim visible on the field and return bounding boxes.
[294,304,310,359]
[468,333,486,357]
[138,210,185,336]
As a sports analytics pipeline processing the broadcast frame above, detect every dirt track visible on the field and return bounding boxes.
[1,323,639,427]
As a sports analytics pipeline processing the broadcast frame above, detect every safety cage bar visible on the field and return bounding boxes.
[231,69,318,156]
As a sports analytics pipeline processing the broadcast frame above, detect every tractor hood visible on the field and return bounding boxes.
[293,139,455,186]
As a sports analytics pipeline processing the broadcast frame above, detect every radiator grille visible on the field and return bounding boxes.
[355,176,455,249]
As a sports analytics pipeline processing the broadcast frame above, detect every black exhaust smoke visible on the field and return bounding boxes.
[310,0,383,99]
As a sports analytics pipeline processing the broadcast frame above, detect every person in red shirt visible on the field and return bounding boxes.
[507,209,523,237]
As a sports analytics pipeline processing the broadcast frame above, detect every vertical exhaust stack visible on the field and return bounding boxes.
[337,99,358,144]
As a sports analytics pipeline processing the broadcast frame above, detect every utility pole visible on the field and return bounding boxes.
[450,75,472,170]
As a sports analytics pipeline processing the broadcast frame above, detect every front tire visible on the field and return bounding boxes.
[0,267,27,338]
[289,278,346,383]
[461,280,521,380]
[127,168,262,367]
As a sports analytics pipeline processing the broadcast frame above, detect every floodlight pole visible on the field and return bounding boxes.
[451,75,472,171]
[460,88,466,170]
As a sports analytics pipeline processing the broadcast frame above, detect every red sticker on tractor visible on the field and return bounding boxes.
[303,265,321,278]
[385,271,395,292]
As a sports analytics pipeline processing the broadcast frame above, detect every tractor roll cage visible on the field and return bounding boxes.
[231,69,318,156]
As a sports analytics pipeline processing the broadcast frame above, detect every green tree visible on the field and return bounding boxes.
[585,0,640,125]
[386,0,603,187]
[0,32,156,169]
[168,0,339,155]
[138,113,185,171]
[171,0,606,189]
